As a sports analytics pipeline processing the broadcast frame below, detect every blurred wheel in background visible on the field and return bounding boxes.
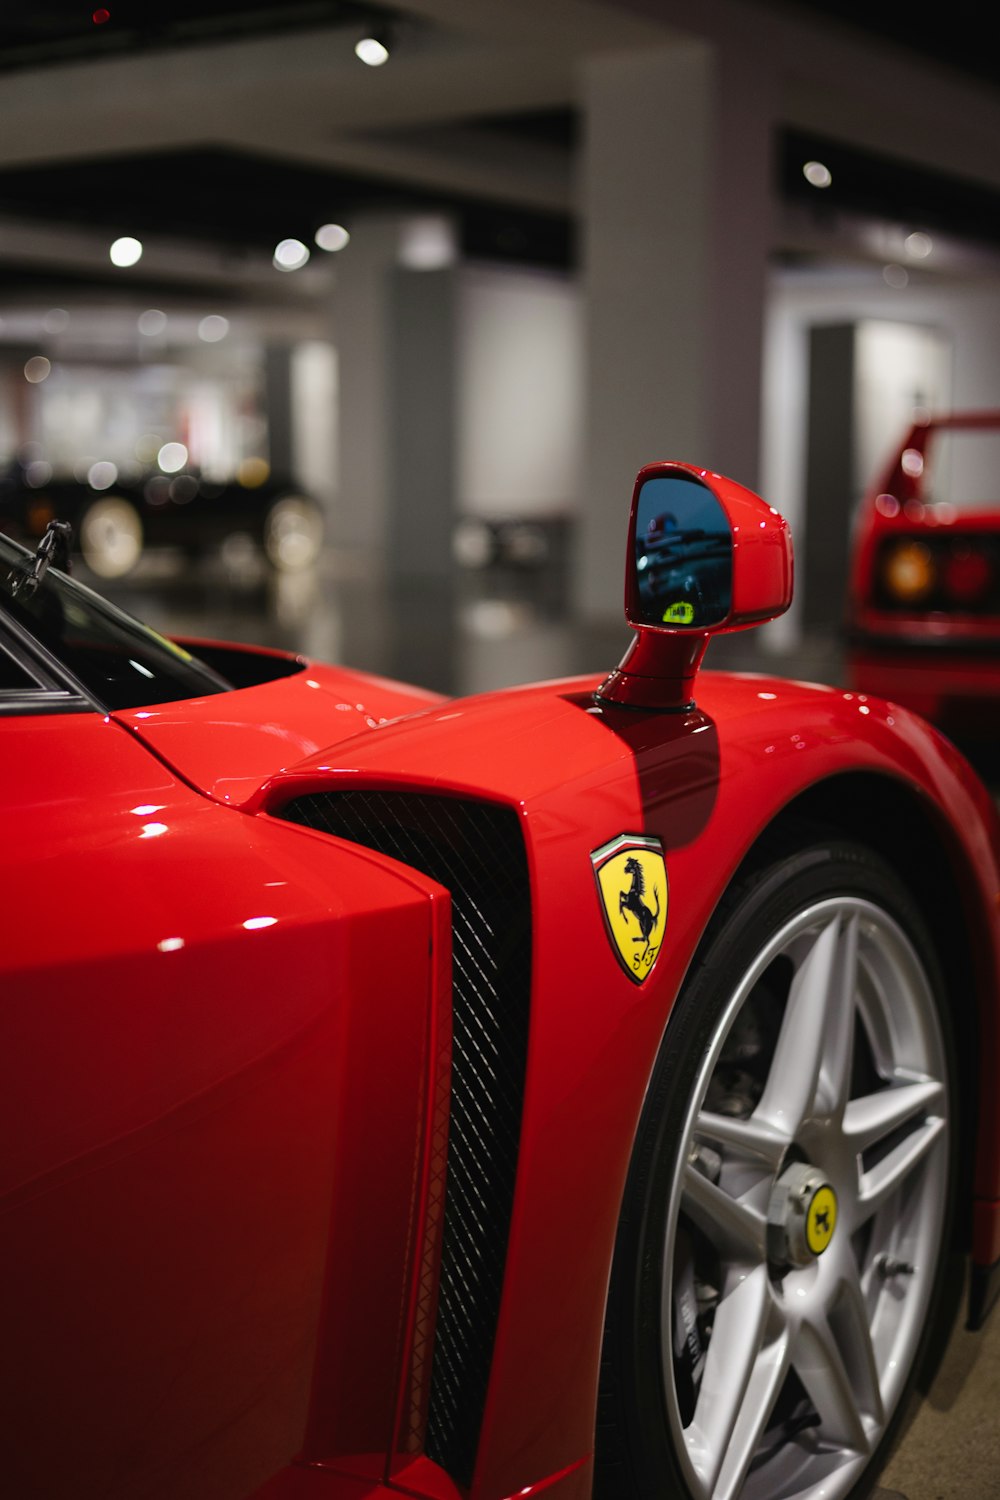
[79,495,144,578]
[263,494,324,570]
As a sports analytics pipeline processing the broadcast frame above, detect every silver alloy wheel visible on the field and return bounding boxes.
[663,896,949,1500]
[78,495,144,578]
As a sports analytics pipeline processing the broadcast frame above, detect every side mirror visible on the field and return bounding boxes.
[597,462,793,710]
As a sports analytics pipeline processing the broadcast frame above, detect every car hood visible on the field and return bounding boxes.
[112,655,446,807]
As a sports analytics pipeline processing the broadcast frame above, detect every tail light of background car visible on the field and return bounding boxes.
[875,533,999,615]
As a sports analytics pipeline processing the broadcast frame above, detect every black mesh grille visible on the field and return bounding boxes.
[275,789,532,1488]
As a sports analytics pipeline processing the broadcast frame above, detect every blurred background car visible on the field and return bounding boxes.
[846,411,1000,752]
[0,453,323,578]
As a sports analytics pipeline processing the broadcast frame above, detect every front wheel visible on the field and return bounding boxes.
[598,840,955,1500]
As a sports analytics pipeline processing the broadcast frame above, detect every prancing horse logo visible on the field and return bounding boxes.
[619,856,661,954]
[806,1184,838,1255]
[591,834,667,984]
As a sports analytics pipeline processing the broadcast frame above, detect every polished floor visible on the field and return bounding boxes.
[878,1275,1000,1500]
[99,542,998,1499]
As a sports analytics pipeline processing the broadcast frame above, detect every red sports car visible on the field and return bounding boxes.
[847,410,1000,743]
[2,463,999,1500]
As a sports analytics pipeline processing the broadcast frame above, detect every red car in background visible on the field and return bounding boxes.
[3,462,1000,1500]
[847,411,1000,745]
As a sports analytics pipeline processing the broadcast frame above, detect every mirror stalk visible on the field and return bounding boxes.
[597,631,710,711]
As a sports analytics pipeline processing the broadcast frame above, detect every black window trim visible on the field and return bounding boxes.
[0,608,100,716]
[0,531,232,712]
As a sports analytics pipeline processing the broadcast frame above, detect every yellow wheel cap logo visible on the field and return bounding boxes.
[806,1185,837,1255]
[591,834,667,984]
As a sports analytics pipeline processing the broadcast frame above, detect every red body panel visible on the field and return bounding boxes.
[1,712,450,1499]
[4,635,1000,1497]
[251,666,1000,1500]
[114,659,444,806]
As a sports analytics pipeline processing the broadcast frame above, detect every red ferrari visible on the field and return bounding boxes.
[3,463,999,1500]
[847,410,1000,742]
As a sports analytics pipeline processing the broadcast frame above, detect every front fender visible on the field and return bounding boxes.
[259,669,1000,1500]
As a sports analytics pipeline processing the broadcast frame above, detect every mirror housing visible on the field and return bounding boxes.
[597,462,793,710]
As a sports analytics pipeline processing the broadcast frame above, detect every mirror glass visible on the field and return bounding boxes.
[633,474,732,628]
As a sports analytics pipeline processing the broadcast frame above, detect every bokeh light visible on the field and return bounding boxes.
[273,239,310,272]
[110,236,143,267]
[905,231,933,259]
[198,314,229,342]
[315,223,350,252]
[157,442,189,474]
[25,460,53,488]
[355,35,389,65]
[237,457,270,488]
[87,461,119,490]
[138,309,167,336]
[24,356,52,383]
[803,160,832,189]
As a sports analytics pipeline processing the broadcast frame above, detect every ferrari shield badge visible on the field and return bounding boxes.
[591,833,667,984]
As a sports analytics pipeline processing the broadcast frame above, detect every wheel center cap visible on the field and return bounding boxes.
[768,1163,838,1267]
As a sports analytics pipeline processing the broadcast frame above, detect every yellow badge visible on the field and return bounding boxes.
[591,834,667,984]
[806,1185,837,1255]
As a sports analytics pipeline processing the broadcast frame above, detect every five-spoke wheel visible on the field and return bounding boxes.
[598,839,954,1500]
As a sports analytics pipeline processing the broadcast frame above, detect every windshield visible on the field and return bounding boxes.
[0,532,233,709]
[916,427,1000,515]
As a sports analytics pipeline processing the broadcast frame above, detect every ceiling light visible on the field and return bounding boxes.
[24,356,52,384]
[803,160,832,189]
[198,314,230,342]
[905,231,933,259]
[138,309,167,336]
[355,32,390,66]
[273,238,310,272]
[315,223,350,252]
[110,236,143,267]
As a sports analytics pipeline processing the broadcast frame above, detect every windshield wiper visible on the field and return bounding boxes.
[6,520,73,599]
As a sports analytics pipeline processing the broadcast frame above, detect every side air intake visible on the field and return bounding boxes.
[275,789,532,1489]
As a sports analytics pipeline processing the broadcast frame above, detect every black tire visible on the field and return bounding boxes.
[597,838,956,1500]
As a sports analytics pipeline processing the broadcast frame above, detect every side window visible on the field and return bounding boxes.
[0,645,41,691]
[0,640,88,716]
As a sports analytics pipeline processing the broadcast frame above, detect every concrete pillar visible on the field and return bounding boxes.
[329,215,459,691]
[263,343,294,480]
[331,216,401,563]
[576,41,775,624]
[332,214,458,579]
